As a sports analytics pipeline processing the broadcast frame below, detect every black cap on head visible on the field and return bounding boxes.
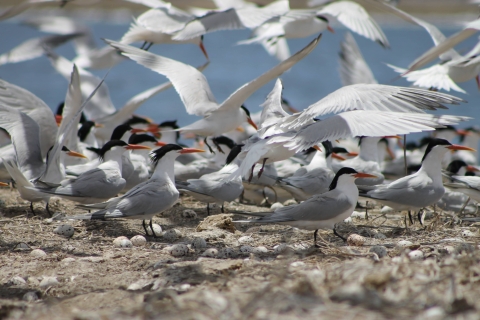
[78,121,95,142]
[421,138,452,163]
[322,140,333,157]
[240,105,251,118]
[150,144,183,165]
[405,141,418,151]
[123,115,150,126]
[329,167,358,191]
[98,140,128,161]
[128,133,157,145]
[225,144,244,165]
[110,124,132,140]
[446,160,468,174]
[56,102,65,116]
[159,120,179,129]
[332,147,348,154]
[315,15,329,23]
[212,136,236,150]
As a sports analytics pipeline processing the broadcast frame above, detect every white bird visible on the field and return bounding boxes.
[444,174,480,204]
[238,0,388,61]
[105,34,321,150]
[0,0,69,21]
[359,139,475,213]
[176,144,244,214]
[452,127,480,165]
[235,167,376,244]
[69,144,205,237]
[31,140,151,204]
[438,160,478,213]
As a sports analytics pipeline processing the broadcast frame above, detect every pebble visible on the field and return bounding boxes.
[343,217,352,223]
[347,234,365,246]
[130,235,147,247]
[270,202,284,210]
[146,224,163,237]
[274,243,289,254]
[283,199,297,206]
[374,233,387,240]
[53,224,74,238]
[163,229,182,242]
[455,243,475,254]
[218,247,236,258]
[461,229,475,237]
[251,246,268,254]
[30,249,46,258]
[240,245,253,253]
[168,244,189,257]
[289,261,305,268]
[351,211,366,219]
[8,276,26,286]
[408,250,424,260]
[113,237,133,248]
[238,236,253,244]
[14,242,30,251]
[182,209,197,219]
[39,276,59,288]
[61,257,76,263]
[202,248,218,258]
[22,292,39,302]
[381,206,394,213]
[127,279,153,291]
[396,240,413,249]
[369,246,388,258]
[191,237,207,250]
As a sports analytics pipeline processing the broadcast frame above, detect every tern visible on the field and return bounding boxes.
[235,167,376,245]
[70,144,204,237]
[31,140,151,204]
[359,139,475,213]
[105,34,321,150]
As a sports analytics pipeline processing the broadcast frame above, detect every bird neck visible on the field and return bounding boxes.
[306,151,328,169]
[359,138,380,162]
[334,177,359,203]
[151,155,176,182]
[102,150,125,174]
[418,150,447,183]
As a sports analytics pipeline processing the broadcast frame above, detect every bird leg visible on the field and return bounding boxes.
[207,203,210,216]
[221,204,224,213]
[204,137,215,154]
[314,229,319,248]
[476,75,480,91]
[150,219,159,238]
[142,220,149,236]
[257,158,268,178]
[29,202,36,216]
[417,209,425,226]
[365,201,369,220]
[408,210,414,225]
[144,42,153,51]
[212,138,225,154]
[459,197,471,217]
[333,226,346,242]
[248,164,256,183]
[45,203,52,218]
[140,41,148,50]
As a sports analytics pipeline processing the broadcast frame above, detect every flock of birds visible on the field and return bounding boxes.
[2,0,480,245]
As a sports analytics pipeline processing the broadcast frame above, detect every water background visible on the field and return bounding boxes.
[1,14,479,144]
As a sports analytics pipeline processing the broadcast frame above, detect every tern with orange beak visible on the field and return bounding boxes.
[235,167,377,244]
[359,139,476,212]
[105,35,321,152]
[70,144,205,237]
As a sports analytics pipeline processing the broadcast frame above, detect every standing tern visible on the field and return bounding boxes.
[359,139,475,214]
[105,34,321,150]
[70,144,204,237]
[235,167,376,245]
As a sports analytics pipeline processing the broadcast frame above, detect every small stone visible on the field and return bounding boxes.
[381,206,394,213]
[283,199,297,206]
[130,235,147,247]
[369,246,388,258]
[127,279,153,291]
[39,277,59,288]
[455,243,475,254]
[30,249,46,258]
[396,240,414,249]
[240,245,253,253]
[202,248,218,258]
[113,237,133,248]
[22,291,39,302]
[168,244,189,257]
[274,243,289,254]
[251,246,268,253]
[351,211,366,219]
[61,257,76,263]
[461,229,475,237]
[270,202,284,210]
[53,224,74,238]
[289,261,305,268]
[444,246,455,254]
[374,233,387,240]
[8,276,26,286]
[347,234,365,246]
[146,224,163,236]
[14,242,30,251]
[182,209,197,218]
[408,250,424,260]
[218,247,236,258]
[238,236,253,244]
[163,229,182,242]
[191,237,207,250]
[343,217,353,224]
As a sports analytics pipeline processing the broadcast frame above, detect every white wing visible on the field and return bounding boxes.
[217,34,321,112]
[275,111,471,152]
[106,40,218,117]
[338,32,377,86]
[285,84,465,129]
[388,64,466,93]
[136,7,194,34]
[121,0,171,8]
[257,79,290,137]
[0,0,60,21]
[318,0,389,48]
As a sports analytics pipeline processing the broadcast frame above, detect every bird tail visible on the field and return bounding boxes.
[68,210,108,220]
[3,159,31,188]
[120,20,146,45]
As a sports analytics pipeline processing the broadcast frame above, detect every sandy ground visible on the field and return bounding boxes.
[0,187,480,320]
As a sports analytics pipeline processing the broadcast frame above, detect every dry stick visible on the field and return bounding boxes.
[458,197,470,217]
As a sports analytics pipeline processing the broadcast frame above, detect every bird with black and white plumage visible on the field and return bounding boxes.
[176,144,244,215]
[235,167,376,245]
[70,144,204,237]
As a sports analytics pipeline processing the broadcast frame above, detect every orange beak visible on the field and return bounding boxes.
[386,147,396,160]
[55,115,62,126]
[467,165,480,172]
[327,25,335,33]
[130,128,147,134]
[155,141,167,147]
[447,145,476,151]
[332,153,346,161]
[95,123,104,128]
[313,145,322,152]
[67,150,88,159]
[354,172,377,179]
[457,129,472,136]
[199,41,209,61]
[0,182,8,187]
[182,132,197,139]
[347,152,358,157]
[180,148,205,154]
[247,117,258,130]
[384,135,401,139]
[125,144,152,150]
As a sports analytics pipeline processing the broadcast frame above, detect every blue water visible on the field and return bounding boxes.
[0,19,479,141]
